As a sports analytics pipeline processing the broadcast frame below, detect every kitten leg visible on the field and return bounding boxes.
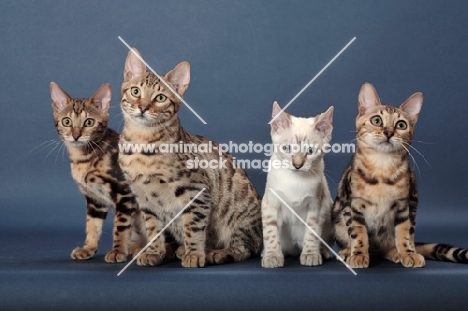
[136,210,166,266]
[129,210,148,256]
[394,202,425,268]
[180,191,211,268]
[105,190,139,263]
[346,199,370,268]
[261,194,284,268]
[300,202,323,266]
[71,197,107,260]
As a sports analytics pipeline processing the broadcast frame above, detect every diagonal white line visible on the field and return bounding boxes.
[117,188,206,276]
[268,36,356,124]
[118,36,207,125]
[268,188,357,275]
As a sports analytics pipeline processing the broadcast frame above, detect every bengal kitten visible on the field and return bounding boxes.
[332,82,468,268]
[51,82,145,262]
[118,48,263,267]
[261,102,334,268]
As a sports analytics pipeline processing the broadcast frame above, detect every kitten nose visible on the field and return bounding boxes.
[72,128,81,141]
[138,105,149,113]
[292,155,305,169]
[384,129,394,139]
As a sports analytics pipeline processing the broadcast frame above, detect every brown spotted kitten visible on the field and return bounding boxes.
[332,82,468,268]
[118,48,263,267]
[51,82,145,262]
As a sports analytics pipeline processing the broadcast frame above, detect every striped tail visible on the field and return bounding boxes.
[416,243,468,263]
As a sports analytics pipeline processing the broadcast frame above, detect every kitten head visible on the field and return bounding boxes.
[270,101,334,172]
[356,83,423,153]
[50,82,111,145]
[121,48,190,126]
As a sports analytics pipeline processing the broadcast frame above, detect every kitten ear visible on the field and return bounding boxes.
[271,101,291,133]
[50,82,70,113]
[166,61,190,96]
[400,92,423,124]
[358,83,381,115]
[90,83,112,113]
[124,47,146,81]
[315,106,334,138]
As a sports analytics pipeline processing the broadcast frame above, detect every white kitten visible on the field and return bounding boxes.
[261,101,334,268]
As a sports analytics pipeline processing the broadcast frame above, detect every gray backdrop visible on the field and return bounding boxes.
[1,0,467,231]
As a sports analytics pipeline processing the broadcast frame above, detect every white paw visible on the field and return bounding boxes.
[300,253,323,266]
[262,253,284,268]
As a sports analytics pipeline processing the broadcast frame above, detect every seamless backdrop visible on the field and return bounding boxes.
[1,1,468,310]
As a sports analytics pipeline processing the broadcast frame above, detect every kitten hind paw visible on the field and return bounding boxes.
[262,253,284,268]
[71,247,96,260]
[175,246,185,260]
[136,252,165,266]
[104,249,129,263]
[384,248,400,263]
[338,248,351,261]
[401,253,425,268]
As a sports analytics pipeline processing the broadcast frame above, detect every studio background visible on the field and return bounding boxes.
[1,1,467,310]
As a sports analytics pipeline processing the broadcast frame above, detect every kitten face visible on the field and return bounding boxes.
[121,48,190,126]
[356,83,423,153]
[271,102,333,172]
[50,82,111,145]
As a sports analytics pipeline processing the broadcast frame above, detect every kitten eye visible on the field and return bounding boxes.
[395,120,407,130]
[131,87,141,97]
[155,94,167,103]
[370,116,383,127]
[307,147,314,155]
[62,117,72,127]
[282,145,290,153]
[84,118,95,127]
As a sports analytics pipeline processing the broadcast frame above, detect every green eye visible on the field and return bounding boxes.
[62,117,72,127]
[395,120,407,130]
[370,116,383,127]
[84,118,95,127]
[155,94,167,103]
[131,87,141,97]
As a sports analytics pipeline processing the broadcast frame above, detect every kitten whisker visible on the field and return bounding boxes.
[413,140,434,145]
[43,141,61,163]
[29,139,59,154]
[407,144,431,168]
[401,144,421,177]
[54,142,66,165]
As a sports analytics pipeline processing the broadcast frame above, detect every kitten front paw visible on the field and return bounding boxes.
[347,254,370,268]
[321,248,333,261]
[206,249,231,265]
[71,247,96,260]
[181,253,206,268]
[262,253,284,268]
[300,253,323,266]
[104,249,129,263]
[136,252,165,266]
[400,253,425,268]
